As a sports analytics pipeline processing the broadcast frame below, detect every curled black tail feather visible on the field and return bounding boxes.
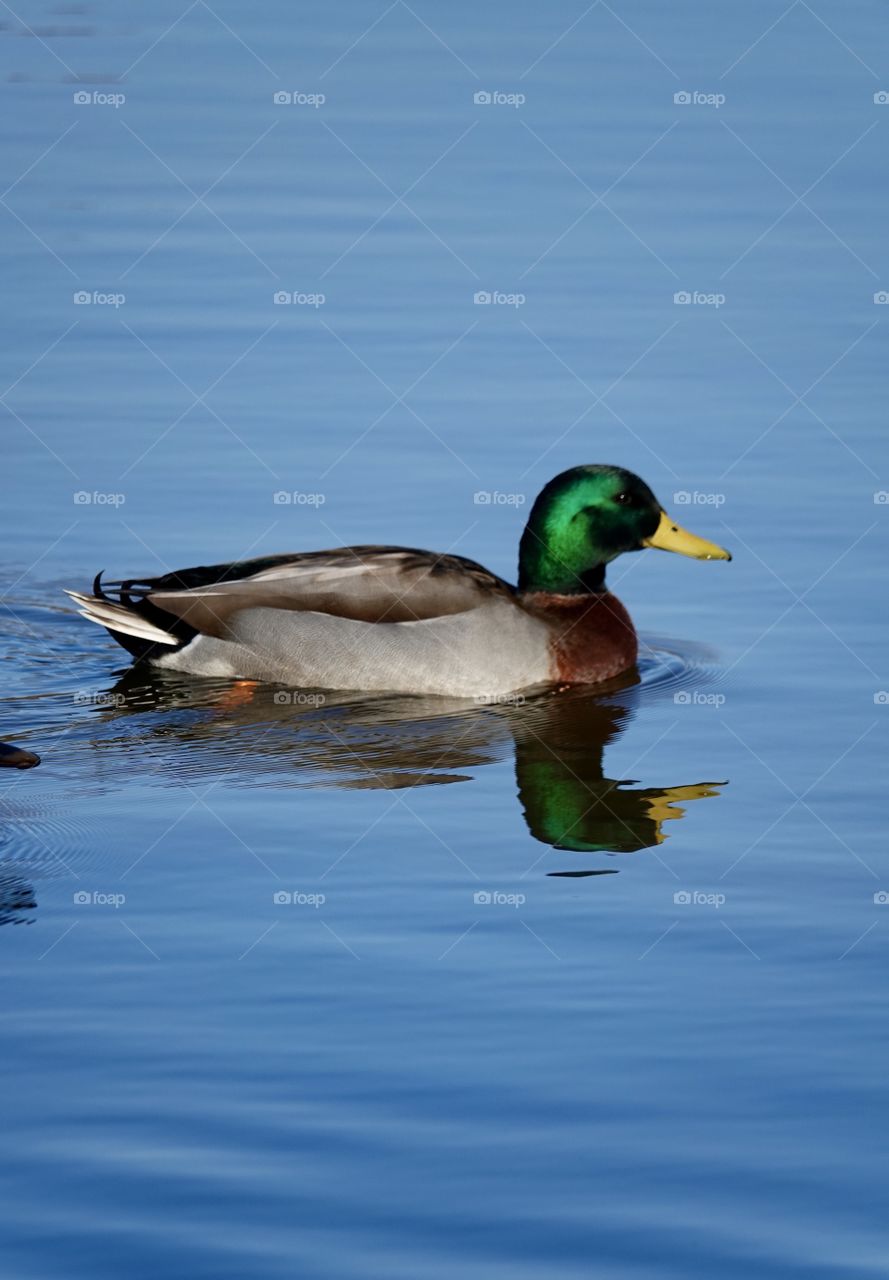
[86,569,197,661]
[85,554,304,663]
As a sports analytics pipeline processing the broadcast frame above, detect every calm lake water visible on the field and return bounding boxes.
[2,2,887,1276]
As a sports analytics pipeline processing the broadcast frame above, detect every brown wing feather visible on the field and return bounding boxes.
[111,546,515,639]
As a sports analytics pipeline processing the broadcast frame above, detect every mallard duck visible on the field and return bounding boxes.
[66,465,730,698]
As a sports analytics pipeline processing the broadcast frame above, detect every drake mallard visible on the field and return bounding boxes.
[66,464,730,697]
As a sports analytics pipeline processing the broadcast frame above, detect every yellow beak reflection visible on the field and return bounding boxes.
[643,510,731,561]
[643,782,727,844]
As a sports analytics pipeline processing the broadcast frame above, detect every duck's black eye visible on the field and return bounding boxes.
[614,492,635,507]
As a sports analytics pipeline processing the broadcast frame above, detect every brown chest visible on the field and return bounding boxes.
[527,591,638,684]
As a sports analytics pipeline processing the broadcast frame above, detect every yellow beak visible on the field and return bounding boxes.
[643,510,731,561]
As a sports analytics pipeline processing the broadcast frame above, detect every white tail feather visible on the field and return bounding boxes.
[65,591,178,646]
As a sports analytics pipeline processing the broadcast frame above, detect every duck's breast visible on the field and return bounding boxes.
[525,591,638,684]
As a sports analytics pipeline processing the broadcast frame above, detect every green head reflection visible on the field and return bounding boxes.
[512,689,725,860]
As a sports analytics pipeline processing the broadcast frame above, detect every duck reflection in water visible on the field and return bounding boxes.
[509,687,724,874]
[102,667,727,878]
[0,670,726,922]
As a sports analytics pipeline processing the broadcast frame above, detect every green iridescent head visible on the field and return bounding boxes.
[518,464,730,595]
